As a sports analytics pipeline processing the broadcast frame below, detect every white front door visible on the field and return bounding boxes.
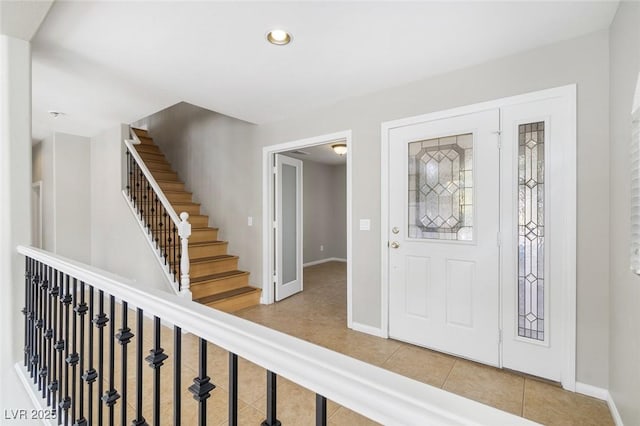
[388,109,501,366]
[275,154,303,301]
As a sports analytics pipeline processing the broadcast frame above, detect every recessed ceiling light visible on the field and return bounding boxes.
[266,29,292,46]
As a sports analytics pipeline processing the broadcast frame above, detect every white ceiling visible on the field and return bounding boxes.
[28,1,619,141]
[0,0,53,41]
[285,142,347,166]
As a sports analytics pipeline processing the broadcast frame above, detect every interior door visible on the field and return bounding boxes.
[388,109,501,366]
[275,154,303,301]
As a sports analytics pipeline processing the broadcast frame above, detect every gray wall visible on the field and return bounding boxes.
[608,2,640,424]
[90,125,169,292]
[256,30,610,387]
[133,102,262,285]
[300,159,346,264]
[32,141,42,182]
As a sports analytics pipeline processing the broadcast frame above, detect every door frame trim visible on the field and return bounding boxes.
[262,130,354,326]
[380,85,576,390]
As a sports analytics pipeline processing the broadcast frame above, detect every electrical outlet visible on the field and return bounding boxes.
[247,216,253,226]
[320,245,324,252]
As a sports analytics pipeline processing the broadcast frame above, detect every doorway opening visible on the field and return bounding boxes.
[262,131,353,326]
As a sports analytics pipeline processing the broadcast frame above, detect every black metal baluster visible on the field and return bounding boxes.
[38,262,47,395]
[31,260,39,382]
[46,266,54,406]
[74,282,88,426]
[261,371,281,426]
[102,295,120,426]
[94,290,108,425]
[60,274,72,425]
[174,326,181,426]
[229,353,238,426]
[139,170,145,219]
[146,183,152,234]
[171,225,176,282]
[83,287,97,425]
[163,211,168,265]
[55,271,64,425]
[133,308,147,426]
[67,279,80,424]
[188,338,215,426]
[23,257,30,368]
[126,150,131,197]
[315,394,327,426]
[146,316,168,426]
[117,301,133,425]
[40,265,50,399]
[51,270,61,423]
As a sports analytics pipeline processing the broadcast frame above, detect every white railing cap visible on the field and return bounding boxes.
[17,245,539,426]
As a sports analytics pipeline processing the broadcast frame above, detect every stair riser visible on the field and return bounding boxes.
[165,192,193,203]
[191,274,249,300]
[138,136,155,145]
[207,290,261,313]
[158,182,186,192]
[146,162,173,172]
[189,216,209,228]
[173,204,200,215]
[138,152,166,162]
[189,229,219,243]
[151,171,179,181]
[189,242,227,259]
[134,145,161,154]
[191,258,238,278]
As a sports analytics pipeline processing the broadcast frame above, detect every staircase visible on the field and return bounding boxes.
[131,128,261,313]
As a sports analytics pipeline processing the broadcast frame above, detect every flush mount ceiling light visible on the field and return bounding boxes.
[266,29,292,46]
[332,143,347,156]
[48,110,65,118]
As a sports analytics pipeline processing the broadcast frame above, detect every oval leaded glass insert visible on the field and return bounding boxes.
[518,121,545,341]
[408,133,473,241]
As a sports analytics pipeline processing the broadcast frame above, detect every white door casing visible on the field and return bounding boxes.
[388,109,501,366]
[275,154,303,301]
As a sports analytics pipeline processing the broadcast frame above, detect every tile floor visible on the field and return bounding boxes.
[234,261,615,426]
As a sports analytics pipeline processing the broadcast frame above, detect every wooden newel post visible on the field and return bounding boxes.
[178,212,192,298]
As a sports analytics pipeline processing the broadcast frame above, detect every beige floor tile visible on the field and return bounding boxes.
[442,359,524,415]
[381,343,456,387]
[523,379,614,426]
[328,406,381,426]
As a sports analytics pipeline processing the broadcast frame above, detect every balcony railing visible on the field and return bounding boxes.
[17,245,537,425]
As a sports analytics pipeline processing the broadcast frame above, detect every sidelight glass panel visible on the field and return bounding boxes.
[518,122,545,341]
[408,133,473,240]
[282,164,297,284]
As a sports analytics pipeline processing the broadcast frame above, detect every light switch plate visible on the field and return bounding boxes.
[360,219,371,231]
[247,216,253,226]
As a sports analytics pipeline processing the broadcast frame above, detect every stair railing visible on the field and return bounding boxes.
[17,245,537,426]
[123,127,191,297]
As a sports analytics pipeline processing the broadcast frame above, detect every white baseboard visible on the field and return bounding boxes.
[14,363,53,426]
[303,257,347,267]
[574,382,624,426]
[607,392,624,426]
[575,382,608,400]
[350,321,387,338]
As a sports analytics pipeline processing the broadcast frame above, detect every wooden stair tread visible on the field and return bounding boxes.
[195,286,258,305]
[190,240,226,247]
[164,190,192,196]
[156,179,185,185]
[191,254,237,264]
[191,270,249,284]
[192,226,219,231]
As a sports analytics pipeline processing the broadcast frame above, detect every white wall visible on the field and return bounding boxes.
[300,159,346,263]
[608,2,640,424]
[256,31,611,387]
[0,34,33,413]
[37,132,92,263]
[133,103,262,286]
[90,124,170,292]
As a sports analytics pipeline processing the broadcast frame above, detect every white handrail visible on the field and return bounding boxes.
[126,129,180,227]
[17,245,539,426]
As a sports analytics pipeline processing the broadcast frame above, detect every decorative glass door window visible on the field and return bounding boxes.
[518,122,545,341]
[408,133,473,241]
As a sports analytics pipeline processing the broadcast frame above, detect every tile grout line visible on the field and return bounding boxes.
[440,359,457,389]
[520,378,526,418]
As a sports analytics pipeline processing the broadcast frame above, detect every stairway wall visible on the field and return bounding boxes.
[133,102,262,287]
[90,124,169,292]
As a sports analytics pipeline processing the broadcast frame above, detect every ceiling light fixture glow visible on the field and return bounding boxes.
[332,143,347,156]
[266,29,292,46]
